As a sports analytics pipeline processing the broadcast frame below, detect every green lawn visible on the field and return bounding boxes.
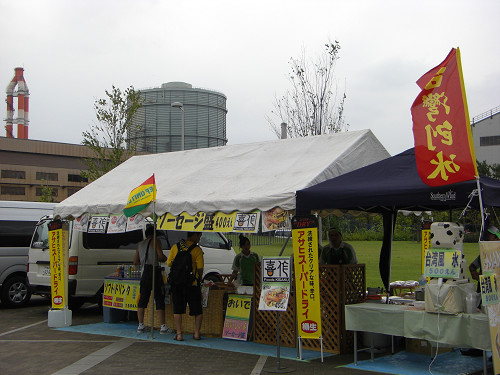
[250,240,479,289]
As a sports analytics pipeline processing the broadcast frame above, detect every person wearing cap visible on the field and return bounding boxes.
[469,225,500,282]
[320,228,358,265]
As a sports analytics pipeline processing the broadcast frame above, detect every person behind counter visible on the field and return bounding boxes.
[320,228,358,265]
[462,225,499,357]
[133,224,169,334]
[228,234,260,286]
[469,225,500,284]
[167,232,204,341]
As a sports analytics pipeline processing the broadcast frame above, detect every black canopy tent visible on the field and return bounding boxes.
[295,148,500,290]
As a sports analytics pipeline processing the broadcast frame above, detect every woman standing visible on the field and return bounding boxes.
[229,234,260,286]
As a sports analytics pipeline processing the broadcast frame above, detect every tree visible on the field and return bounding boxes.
[267,41,348,138]
[81,85,143,181]
[38,179,54,202]
[477,159,500,179]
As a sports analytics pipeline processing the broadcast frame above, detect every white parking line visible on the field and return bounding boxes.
[51,337,136,375]
[0,319,47,337]
[251,355,268,375]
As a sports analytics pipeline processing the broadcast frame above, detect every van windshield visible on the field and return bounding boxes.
[31,219,73,249]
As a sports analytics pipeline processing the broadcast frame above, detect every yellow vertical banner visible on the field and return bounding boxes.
[480,241,500,374]
[421,229,431,274]
[292,215,322,339]
[49,221,66,309]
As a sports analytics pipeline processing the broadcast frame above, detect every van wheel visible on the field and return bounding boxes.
[1,276,32,308]
[68,297,86,310]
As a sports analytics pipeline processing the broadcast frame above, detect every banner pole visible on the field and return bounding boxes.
[151,201,157,340]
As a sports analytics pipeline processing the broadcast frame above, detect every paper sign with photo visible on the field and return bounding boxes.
[73,214,89,232]
[262,207,290,232]
[126,214,144,232]
[107,214,127,233]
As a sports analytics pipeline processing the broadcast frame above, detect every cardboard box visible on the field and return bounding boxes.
[405,338,451,355]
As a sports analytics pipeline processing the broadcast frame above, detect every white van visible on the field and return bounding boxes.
[27,217,236,309]
[0,201,55,308]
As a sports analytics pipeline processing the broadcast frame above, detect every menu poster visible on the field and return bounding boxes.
[126,214,144,232]
[73,214,90,232]
[258,256,291,312]
[258,283,290,312]
[261,207,291,232]
[223,294,252,341]
[107,214,127,233]
[480,241,500,374]
[103,279,140,311]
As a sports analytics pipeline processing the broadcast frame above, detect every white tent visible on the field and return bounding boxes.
[54,129,390,219]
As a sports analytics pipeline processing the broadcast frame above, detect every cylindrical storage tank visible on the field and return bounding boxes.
[129,82,228,153]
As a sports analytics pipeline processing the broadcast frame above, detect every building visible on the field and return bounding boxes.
[129,82,228,153]
[0,137,93,202]
[471,105,500,165]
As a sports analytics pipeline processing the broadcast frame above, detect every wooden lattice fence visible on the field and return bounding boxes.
[253,263,365,354]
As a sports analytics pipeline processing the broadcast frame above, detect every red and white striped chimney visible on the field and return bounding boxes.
[5,67,30,139]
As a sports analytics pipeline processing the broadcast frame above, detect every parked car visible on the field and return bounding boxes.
[28,217,236,309]
[0,201,55,308]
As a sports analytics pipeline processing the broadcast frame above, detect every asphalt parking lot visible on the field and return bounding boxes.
[0,297,381,375]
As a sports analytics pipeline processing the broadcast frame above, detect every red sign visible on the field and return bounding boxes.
[411,48,477,186]
[53,295,63,306]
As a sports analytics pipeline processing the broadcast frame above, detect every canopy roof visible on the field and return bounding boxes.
[54,129,390,219]
[296,148,500,214]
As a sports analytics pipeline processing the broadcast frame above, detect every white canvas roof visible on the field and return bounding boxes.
[54,129,390,219]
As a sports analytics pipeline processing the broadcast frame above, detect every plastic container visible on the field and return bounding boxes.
[465,292,481,314]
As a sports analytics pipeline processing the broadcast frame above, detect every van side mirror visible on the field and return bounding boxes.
[227,239,232,249]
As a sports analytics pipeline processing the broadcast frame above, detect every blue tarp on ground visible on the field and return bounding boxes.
[57,321,329,362]
[342,350,487,375]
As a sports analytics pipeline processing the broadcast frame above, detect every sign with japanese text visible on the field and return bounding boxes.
[103,279,140,311]
[258,256,291,311]
[49,221,68,309]
[223,294,252,341]
[292,215,322,339]
[423,248,462,278]
[262,207,291,232]
[158,211,259,233]
[421,229,431,274]
[262,257,291,283]
[411,48,478,186]
[480,273,499,306]
[87,215,108,233]
[480,241,500,374]
[107,214,128,233]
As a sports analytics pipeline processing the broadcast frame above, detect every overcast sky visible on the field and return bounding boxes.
[1,0,498,156]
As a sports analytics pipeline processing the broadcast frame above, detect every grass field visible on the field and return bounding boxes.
[249,240,479,289]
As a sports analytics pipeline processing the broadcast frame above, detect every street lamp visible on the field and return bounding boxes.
[171,102,184,151]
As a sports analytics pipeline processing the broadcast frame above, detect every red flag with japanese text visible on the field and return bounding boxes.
[411,48,478,187]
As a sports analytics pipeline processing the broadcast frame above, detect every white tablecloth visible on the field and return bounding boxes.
[345,302,491,351]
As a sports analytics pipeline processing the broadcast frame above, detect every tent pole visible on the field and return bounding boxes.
[475,177,485,234]
[388,211,394,297]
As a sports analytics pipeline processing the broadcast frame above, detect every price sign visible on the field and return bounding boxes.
[480,273,499,306]
[424,248,462,279]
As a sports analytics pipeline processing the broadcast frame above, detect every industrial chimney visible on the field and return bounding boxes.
[5,67,30,139]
